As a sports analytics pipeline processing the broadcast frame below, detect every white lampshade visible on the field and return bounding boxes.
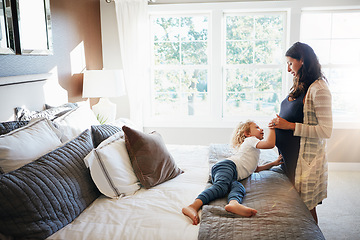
[82,69,126,124]
[82,70,126,98]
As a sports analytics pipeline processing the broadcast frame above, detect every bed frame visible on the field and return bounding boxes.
[0,74,68,121]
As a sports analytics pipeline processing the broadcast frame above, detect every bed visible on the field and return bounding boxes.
[0,74,325,240]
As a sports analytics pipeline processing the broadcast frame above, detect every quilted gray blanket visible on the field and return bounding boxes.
[198,144,325,240]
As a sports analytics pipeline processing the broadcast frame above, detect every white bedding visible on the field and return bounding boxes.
[48,144,209,240]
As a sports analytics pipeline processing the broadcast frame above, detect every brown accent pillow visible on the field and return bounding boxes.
[122,125,183,189]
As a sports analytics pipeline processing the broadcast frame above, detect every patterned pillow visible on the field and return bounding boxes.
[15,103,77,121]
[0,129,100,239]
[44,102,78,110]
[91,124,123,148]
[122,125,183,189]
[0,121,29,135]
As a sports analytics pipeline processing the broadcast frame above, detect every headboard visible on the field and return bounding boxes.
[0,74,68,121]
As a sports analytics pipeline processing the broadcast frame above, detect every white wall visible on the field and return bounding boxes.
[100,0,360,163]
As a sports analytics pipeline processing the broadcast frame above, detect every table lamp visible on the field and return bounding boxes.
[82,69,125,124]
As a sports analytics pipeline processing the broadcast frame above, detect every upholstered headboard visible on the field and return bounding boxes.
[0,74,68,121]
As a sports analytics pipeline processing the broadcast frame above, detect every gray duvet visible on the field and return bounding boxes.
[198,144,325,240]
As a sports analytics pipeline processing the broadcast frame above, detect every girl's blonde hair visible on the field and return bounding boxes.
[230,120,254,149]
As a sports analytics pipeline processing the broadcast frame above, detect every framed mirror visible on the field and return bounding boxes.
[14,0,53,55]
[0,0,16,54]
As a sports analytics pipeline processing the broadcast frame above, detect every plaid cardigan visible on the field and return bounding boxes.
[293,79,333,210]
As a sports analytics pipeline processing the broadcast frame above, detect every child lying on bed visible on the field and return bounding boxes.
[182,120,283,225]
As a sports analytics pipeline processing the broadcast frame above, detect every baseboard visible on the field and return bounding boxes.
[328,162,360,172]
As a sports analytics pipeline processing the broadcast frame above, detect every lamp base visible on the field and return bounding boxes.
[92,98,116,124]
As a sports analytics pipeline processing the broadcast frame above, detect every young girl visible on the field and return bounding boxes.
[182,120,283,225]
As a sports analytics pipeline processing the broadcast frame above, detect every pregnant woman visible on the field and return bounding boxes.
[270,42,333,223]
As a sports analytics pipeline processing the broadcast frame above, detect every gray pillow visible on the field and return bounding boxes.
[0,129,100,239]
[0,121,29,136]
[91,124,123,148]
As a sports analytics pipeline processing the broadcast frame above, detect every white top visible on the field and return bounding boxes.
[228,136,260,180]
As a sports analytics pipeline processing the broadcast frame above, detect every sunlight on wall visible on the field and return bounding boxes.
[42,67,68,106]
[70,41,86,75]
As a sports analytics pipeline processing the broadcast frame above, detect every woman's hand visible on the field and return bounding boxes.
[268,114,296,131]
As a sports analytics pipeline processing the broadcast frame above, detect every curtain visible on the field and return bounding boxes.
[114,0,149,130]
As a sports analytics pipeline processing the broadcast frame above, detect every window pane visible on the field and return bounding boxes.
[301,13,332,39]
[225,68,253,92]
[151,15,209,118]
[181,42,208,65]
[330,39,360,64]
[153,93,183,116]
[226,15,253,40]
[183,92,210,116]
[224,12,285,118]
[181,16,208,41]
[181,69,208,93]
[332,12,360,38]
[225,92,254,116]
[226,41,253,64]
[254,15,284,40]
[327,68,359,118]
[153,17,179,41]
[254,69,282,92]
[154,42,180,65]
[154,70,180,92]
[254,40,283,64]
[224,68,282,117]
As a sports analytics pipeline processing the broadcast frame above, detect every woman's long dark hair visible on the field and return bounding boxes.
[285,42,326,98]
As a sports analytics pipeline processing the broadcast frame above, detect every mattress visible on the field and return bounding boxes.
[47,144,209,240]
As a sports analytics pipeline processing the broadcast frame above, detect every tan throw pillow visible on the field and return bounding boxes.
[122,125,183,189]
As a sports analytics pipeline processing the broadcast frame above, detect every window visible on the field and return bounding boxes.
[300,10,360,122]
[147,2,360,127]
[224,13,285,119]
[148,10,287,124]
[150,15,210,118]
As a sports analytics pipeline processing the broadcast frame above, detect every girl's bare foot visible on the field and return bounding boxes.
[225,200,257,217]
[182,206,200,225]
[182,199,203,225]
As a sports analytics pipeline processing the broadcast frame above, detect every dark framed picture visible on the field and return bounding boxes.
[13,0,53,55]
[0,0,16,54]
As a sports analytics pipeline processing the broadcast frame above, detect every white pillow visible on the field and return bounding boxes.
[0,118,62,173]
[53,103,100,142]
[84,131,140,198]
